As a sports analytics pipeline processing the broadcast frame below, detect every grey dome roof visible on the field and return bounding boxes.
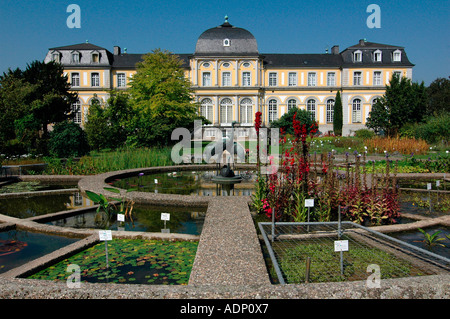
[195,21,259,56]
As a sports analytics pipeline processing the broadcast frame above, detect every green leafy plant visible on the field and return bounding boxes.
[417,228,446,247]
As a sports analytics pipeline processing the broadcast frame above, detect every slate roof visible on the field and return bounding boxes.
[111,53,190,68]
[49,43,110,52]
[195,22,259,56]
[262,54,343,68]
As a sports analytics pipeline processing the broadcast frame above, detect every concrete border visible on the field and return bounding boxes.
[0,171,449,299]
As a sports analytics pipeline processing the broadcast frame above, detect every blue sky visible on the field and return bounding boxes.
[0,0,448,85]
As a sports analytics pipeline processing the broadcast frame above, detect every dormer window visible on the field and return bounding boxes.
[71,52,80,64]
[91,52,100,63]
[353,50,362,62]
[373,50,382,62]
[393,50,402,62]
[223,38,230,47]
[52,52,60,63]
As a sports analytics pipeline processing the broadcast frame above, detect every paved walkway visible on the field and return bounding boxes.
[189,197,270,286]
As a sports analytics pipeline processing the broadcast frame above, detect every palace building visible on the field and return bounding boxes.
[44,17,414,136]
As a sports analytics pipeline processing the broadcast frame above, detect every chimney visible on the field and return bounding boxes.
[359,39,366,46]
[114,46,121,55]
[331,45,340,54]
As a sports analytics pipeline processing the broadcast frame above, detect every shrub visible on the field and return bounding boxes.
[355,129,375,140]
[413,114,449,145]
[48,121,89,158]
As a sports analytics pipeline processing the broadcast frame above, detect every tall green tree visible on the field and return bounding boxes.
[366,74,427,136]
[128,49,201,147]
[333,91,343,136]
[427,77,450,116]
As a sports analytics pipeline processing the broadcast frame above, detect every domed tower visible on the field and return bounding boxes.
[195,16,259,56]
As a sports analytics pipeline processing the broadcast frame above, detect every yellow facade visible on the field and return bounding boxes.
[45,21,414,136]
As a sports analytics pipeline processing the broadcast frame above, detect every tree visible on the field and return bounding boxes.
[48,121,89,158]
[270,107,318,135]
[333,91,343,136]
[366,74,428,136]
[427,77,450,116]
[128,49,201,147]
[84,97,110,150]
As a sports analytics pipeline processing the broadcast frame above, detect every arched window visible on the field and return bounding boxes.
[72,100,82,124]
[200,98,213,122]
[220,98,233,124]
[326,99,335,123]
[240,98,253,124]
[268,99,277,123]
[352,98,362,123]
[307,99,316,120]
[287,99,297,112]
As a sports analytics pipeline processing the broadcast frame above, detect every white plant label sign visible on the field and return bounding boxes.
[334,240,349,252]
[305,199,314,207]
[99,230,112,241]
[161,213,171,221]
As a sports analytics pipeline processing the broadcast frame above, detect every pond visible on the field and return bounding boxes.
[28,239,198,285]
[110,170,256,196]
[0,192,95,219]
[390,226,450,259]
[0,229,78,274]
[0,181,77,194]
[45,205,206,235]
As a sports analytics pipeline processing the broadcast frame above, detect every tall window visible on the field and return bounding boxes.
[353,72,362,86]
[52,53,60,63]
[240,98,253,123]
[352,99,362,123]
[201,98,213,123]
[326,99,335,123]
[373,71,382,86]
[91,53,99,63]
[202,72,211,86]
[91,73,100,87]
[269,73,277,86]
[220,98,233,123]
[222,72,231,86]
[307,99,316,120]
[307,73,316,86]
[268,99,277,123]
[117,73,126,87]
[374,50,382,62]
[354,50,362,62]
[393,50,402,62]
[287,99,297,112]
[327,72,336,86]
[288,72,297,86]
[71,73,80,87]
[72,53,80,64]
[242,72,251,86]
[72,100,82,124]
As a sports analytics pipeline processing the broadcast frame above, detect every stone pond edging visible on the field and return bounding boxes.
[0,169,449,299]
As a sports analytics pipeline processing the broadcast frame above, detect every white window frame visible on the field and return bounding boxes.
[288,72,297,86]
[200,98,214,122]
[220,98,233,124]
[393,50,402,62]
[353,50,362,62]
[352,99,362,123]
[353,71,362,86]
[202,72,211,87]
[240,98,253,123]
[373,71,382,86]
[307,99,316,120]
[373,50,382,62]
[268,99,278,123]
[72,52,80,64]
[223,39,230,47]
[71,73,80,87]
[222,72,231,87]
[287,99,297,112]
[242,72,251,87]
[91,53,100,63]
[91,73,100,87]
[307,72,317,87]
[117,73,126,88]
[268,72,278,86]
[327,72,336,86]
[52,52,60,63]
[72,100,82,124]
[326,99,335,123]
